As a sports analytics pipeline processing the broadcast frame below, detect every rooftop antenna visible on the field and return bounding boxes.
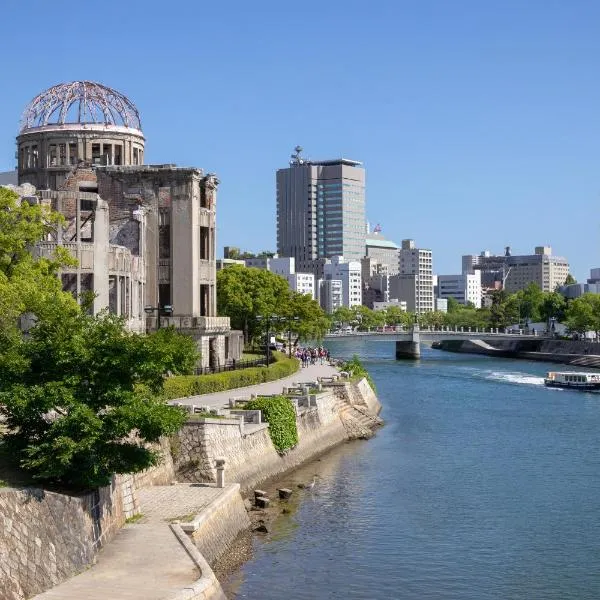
[291,145,304,165]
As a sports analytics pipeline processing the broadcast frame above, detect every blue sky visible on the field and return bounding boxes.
[1,0,599,279]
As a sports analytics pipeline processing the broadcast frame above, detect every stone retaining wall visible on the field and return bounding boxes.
[0,480,125,600]
[173,379,380,493]
[0,440,174,600]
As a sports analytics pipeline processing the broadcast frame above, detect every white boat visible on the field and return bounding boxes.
[544,371,600,391]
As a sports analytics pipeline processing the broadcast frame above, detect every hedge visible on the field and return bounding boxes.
[163,352,300,400]
[244,395,298,453]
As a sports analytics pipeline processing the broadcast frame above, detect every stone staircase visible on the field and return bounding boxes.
[335,398,383,440]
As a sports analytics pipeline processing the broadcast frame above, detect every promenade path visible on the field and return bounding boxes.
[32,362,339,600]
[172,361,339,409]
[31,484,227,600]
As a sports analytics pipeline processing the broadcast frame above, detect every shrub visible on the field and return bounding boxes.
[340,355,377,393]
[163,352,299,400]
[244,395,298,453]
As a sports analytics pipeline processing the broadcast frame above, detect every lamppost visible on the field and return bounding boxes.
[256,314,283,367]
[144,304,173,330]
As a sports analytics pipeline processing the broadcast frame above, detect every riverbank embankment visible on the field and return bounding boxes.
[436,338,600,367]
[5,362,382,600]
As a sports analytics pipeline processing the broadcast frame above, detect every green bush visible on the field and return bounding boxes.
[340,355,377,393]
[244,395,298,453]
[163,352,299,400]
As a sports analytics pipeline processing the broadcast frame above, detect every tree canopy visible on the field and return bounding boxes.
[217,265,329,345]
[0,188,196,489]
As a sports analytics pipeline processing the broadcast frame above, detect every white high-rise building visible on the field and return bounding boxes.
[317,279,343,313]
[276,147,366,274]
[288,272,315,299]
[323,256,362,308]
[437,271,482,308]
[397,239,434,313]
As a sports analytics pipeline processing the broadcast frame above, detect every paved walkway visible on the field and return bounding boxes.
[32,484,228,600]
[173,361,339,409]
[32,364,341,600]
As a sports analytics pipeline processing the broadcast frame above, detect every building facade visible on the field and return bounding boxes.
[323,256,362,308]
[317,279,343,314]
[397,239,434,312]
[276,147,366,274]
[437,272,482,308]
[464,246,570,293]
[365,228,399,275]
[13,80,242,369]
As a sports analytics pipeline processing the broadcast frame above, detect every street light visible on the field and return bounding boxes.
[256,314,283,367]
[144,304,173,330]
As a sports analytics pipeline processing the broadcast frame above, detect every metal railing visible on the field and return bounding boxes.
[193,354,270,375]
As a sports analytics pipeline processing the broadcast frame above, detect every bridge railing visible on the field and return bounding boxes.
[326,326,544,337]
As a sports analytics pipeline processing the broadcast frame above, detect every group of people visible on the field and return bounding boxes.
[295,346,330,368]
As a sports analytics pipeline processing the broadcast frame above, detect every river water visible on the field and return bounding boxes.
[222,341,600,599]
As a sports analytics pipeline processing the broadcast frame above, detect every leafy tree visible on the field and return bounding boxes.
[331,306,354,328]
[352,305,386,330]
[0,311,190,489]
[564,293,600,336]
[217,265,290,343]
[280,292,330,355]
[539,291,566,324]
[564,273,576,285]
[0,187,192,490]
[384,305,412,326]
[446,297,461,313]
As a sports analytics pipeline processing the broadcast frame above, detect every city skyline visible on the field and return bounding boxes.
[1,1,599,279]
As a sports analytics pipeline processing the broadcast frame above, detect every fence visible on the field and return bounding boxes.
[193,354,270,375]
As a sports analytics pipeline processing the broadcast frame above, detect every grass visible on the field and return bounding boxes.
[186,412,226,420]
[125,513,144,524]
[169,513,196,523]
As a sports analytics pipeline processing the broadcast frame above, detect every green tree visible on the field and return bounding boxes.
[217,265,291,343]
[539,291,566,324]
[564,293,600,336]
[384,306,412,326]
[280,292,330,355]
[564,273,576,285]
[0,311,190,489]
[446,297,461,313]
[331,306,354,329]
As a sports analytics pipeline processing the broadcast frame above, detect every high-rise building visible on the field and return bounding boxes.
[323,256,362,308]
[276,147,366,273]
[397,239,434,313]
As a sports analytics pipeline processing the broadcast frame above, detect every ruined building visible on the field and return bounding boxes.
[11,80,242,368]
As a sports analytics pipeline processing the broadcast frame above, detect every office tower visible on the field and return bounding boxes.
[276,147,366,273]
[397,239,434,313]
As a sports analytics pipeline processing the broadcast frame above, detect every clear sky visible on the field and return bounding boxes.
[1,0,599,279]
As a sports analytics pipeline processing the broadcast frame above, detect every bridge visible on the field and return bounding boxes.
[324,325,546,359]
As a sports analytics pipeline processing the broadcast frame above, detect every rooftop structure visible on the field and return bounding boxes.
[18,81,145,190]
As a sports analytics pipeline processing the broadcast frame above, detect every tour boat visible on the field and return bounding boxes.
[544,371,600,391]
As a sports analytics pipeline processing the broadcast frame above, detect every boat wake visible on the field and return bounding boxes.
[481,370,546,387]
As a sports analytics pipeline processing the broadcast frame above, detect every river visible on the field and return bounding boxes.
[222,341,600,599]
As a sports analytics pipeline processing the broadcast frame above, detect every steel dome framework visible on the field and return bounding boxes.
[21,81,142,132]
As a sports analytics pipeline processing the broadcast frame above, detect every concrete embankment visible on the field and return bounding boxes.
[437,338,600,367]
[172,377,382,494]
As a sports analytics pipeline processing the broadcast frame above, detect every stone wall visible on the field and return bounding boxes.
[189,484,250,566]
[0,480,125,600]
[173,382,380,493]
[0,439,174,600]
